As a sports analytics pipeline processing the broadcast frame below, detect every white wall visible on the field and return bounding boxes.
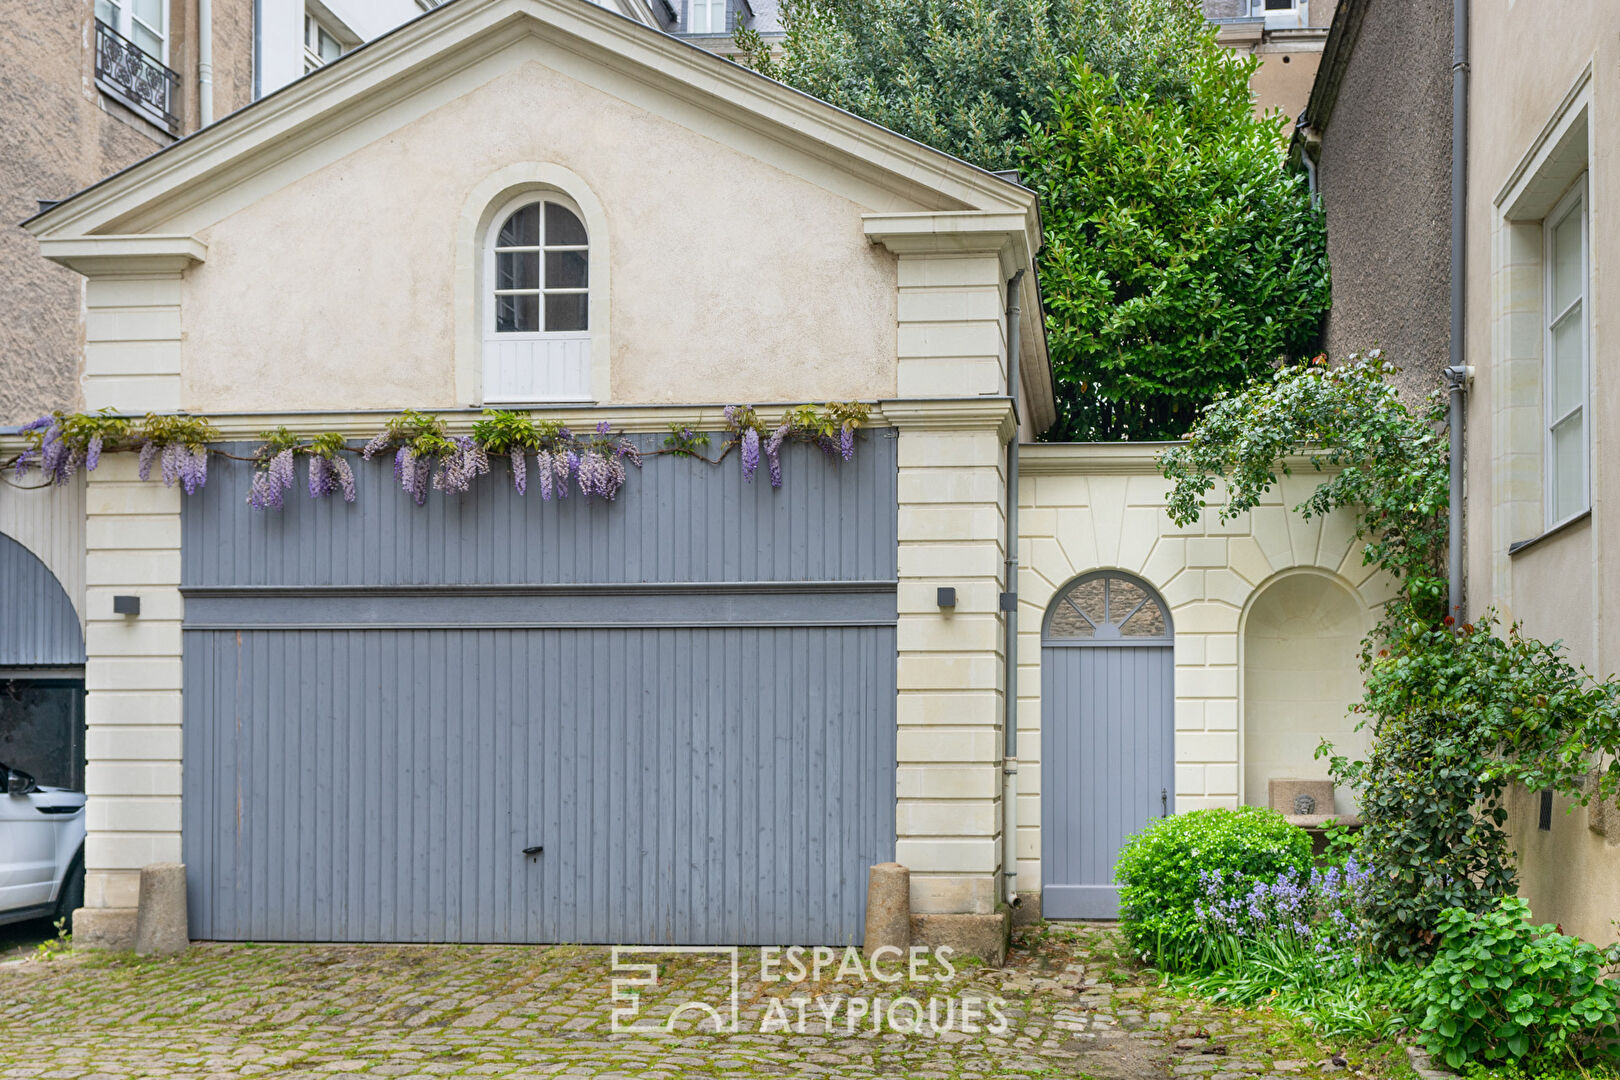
[257,0,424,98]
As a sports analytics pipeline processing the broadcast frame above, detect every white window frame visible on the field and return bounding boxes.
[688,0,726,34]
[303,9,346,73]
[96,0,168,64]
[1543,176,1591,530]
[481,193,593,404]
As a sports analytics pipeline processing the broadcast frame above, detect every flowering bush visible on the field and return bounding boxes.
[1194,858,1371,964]
[1114,806,1313,970]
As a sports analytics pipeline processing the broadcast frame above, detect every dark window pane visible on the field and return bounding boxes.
[497,203,539,248]
[545,202,587,246]
[545,250,588,289]
[545,293,588,332]
[496,251,539,290]
[496,293,539,333]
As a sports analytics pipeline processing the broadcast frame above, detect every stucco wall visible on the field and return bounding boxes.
[0,0,255,426]
[1314,0,1451,402]
[1016,448,1395,902]
[1462,3,1620,945]
[178,52,904,412]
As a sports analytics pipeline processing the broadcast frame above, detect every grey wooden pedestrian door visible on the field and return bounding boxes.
[1040,571,1174,919]
[180,435,897,946]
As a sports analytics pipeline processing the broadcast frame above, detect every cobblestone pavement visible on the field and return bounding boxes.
[0,924,1408,1079]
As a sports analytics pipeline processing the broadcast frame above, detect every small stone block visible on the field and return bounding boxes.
[864,863,911,958]
[133,862,189,957]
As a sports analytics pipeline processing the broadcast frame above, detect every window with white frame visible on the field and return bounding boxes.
[304,10,345,73]
[1544,177,1590,527]
[688,0,726,33]
[483,197,592,403]
[95,0,167,62]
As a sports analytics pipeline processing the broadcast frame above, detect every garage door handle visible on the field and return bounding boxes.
[522,845,543,857]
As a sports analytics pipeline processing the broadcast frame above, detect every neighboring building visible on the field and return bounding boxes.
[1204,0,1338,130]
[1305,0,1620,944]
[1291,0,1452,402]
[0,0,426,430]
[7,0,1379,950]
[1461,3,1620,945]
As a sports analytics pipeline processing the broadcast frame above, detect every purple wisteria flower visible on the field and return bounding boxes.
[159,443,182,488]
[615,437,642,468]
[137,440,158,481]
[433,436,489,495]
[12,416,56,480]
[305,454,355,502]
[249,448,296,510]
[741,427,760,483]
[536,449,554,500]
[595,420,612,436]
[85,433,103,473]
[396,448,430,506]
[360,431,391,459]
[839,425,855,461]
[577,449,609,498]
[177,446,208,495]
[509,447,527,495]
[764,423,788,489]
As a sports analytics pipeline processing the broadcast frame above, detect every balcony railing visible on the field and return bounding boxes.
[94,19,181,135]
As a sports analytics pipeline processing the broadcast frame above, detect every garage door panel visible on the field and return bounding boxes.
[183,623,896,944]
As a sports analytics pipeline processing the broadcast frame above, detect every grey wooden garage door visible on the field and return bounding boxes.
[181,433,897,945]
[1041,571,1174,919]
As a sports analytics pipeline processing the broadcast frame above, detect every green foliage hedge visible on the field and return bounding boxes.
[1020,46,1329,440]
[1416,899,1620,1071]
[1114,806,1313,969]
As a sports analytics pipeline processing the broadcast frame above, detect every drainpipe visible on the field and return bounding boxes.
[1002,268,1025,910]
[198,0,214,125]
[1444,0,1470,618]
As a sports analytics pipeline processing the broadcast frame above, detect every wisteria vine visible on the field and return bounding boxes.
[4,402,871,510]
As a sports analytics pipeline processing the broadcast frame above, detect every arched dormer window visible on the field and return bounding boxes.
[483,195,591,403]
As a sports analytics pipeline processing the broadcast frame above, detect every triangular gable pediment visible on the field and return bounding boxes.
[25,0,1036,241]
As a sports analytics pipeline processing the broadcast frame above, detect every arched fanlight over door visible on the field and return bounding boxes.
[1043,570,1171,645]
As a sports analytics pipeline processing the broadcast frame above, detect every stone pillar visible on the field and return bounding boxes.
[864,862,911,957]
[133,862,189,956]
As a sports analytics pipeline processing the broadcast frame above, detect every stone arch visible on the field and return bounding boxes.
[1239,568,1369,817]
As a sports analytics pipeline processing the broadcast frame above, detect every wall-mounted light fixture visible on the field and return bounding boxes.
[936,587,957,609]
[112,595,140,617]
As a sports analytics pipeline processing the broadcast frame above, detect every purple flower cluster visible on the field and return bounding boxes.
[158,443,208,494]
[535,449,554,500]
[615,437,642,468]
[433,436,490,496]
[576,449,629,500]
[509,448,527,495]
[741,427,761,483]
[764,423,788,489]
[839,425,855,461]
[248,448,296,510]
[307,454,356,503]
[360,431,391,460]
[1194,858,1372,962]
[395,448,430,506]
[14,416,93,487]
[137,440,159,481]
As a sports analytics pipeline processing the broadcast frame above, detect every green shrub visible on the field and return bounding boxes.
[1114,806,1312,969]
[1415,898,1620,1070]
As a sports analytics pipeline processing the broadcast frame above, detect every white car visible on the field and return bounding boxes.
[0,762,85,929]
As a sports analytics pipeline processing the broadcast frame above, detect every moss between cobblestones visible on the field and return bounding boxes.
[0,923,1417,1079]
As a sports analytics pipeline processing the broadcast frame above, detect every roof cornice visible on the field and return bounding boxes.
[25,0,1034,241]
[1300,0,1370,135]
[38,235,206,276]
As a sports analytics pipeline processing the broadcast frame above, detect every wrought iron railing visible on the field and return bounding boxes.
[93,19,180,134]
